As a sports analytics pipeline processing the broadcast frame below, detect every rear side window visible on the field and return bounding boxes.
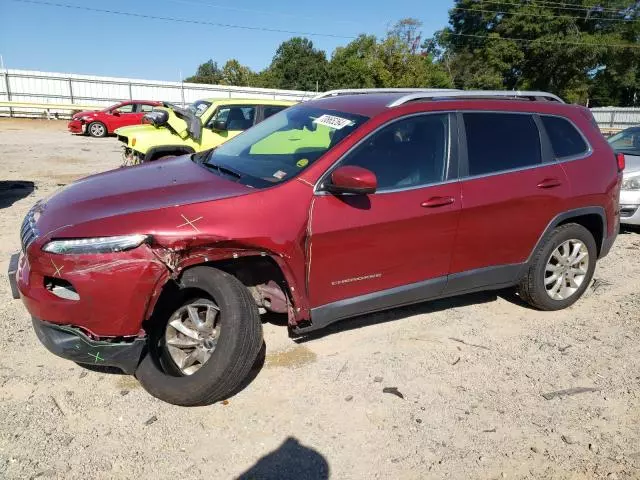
[464,113,541,176]
[541,115,588,158]
[263,106,287,120]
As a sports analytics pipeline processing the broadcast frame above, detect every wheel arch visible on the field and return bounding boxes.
[529,207,606,261]
[144,251,304,329]
[144,145,196,162]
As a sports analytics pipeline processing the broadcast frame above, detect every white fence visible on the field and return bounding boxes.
[0,69,316,118]
[2,68,640,131]
[590,107,640,132]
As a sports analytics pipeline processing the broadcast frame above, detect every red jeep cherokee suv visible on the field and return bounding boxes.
[9,89,622,406]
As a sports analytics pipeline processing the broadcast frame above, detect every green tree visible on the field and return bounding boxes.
[220,59,256,87]
[328,20,453,89]
[185,59,223,84]
[435,0,639,105]
[265,37,328,91]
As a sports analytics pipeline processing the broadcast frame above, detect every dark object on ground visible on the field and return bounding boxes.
[542,387,601,400]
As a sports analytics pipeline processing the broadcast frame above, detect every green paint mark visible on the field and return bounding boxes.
[87,351,104,363]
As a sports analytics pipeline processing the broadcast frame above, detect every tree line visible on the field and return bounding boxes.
[186,1,640,107]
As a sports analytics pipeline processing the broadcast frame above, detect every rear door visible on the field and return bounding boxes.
[308,113,461,313]
[447,111,570,292]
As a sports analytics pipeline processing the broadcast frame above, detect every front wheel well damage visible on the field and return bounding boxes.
[145,256,293,332]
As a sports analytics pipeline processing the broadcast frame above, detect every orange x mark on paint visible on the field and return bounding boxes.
[177,214,204,233]
[50,259,63,277]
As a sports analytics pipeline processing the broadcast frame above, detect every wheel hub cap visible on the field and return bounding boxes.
[164,301,220,375]
[544,239,589,301]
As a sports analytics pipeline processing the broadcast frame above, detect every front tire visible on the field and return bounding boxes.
[136,267,263,406]
[87,121,107,138]
[518,223,597,310]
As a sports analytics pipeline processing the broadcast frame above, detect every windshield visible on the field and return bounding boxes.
[188,100,212,118]
[608,128,640,156]
[202,105,369,188]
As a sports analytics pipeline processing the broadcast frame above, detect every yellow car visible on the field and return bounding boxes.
[115,98,296,164]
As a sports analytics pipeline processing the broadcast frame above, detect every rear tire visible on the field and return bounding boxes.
[87,121,107,138]
[518,223,597,311]
[135,266,263,406]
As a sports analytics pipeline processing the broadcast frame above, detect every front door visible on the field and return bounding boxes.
[201,105,257,149]
[109,103,140,130]
[308,113,461,317]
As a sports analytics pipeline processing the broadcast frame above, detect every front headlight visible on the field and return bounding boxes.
[42,234,148,254]
[80,115,93,121]
[622,173,640,191]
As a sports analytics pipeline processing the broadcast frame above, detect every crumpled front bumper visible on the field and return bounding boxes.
[67,119,84,134]
[32,317,146,374]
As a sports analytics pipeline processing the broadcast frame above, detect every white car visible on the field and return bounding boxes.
[609,127,640,226]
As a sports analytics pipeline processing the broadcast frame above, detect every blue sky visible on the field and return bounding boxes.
[0,0,453,81]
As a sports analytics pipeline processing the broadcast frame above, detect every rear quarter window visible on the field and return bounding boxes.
[541,116,589,159]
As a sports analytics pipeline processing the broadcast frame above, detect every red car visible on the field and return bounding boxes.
[67,100,161,137]
[10,89,622,406]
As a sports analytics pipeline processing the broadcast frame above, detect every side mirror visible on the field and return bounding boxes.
[326,166,377,195]
[111,110,121,116]
[212,119,227,131]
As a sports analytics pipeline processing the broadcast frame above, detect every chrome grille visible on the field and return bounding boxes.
[20,207,39,252]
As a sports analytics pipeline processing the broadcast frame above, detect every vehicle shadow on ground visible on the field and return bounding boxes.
[0,181,35,209]
[293,289,528,343]
[237,437,329,480]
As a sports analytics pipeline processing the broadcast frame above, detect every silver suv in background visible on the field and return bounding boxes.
[609,127,640,226]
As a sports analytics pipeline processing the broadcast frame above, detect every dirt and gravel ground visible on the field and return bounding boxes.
[0,118,639,480]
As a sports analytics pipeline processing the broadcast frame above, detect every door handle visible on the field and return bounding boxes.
[537,178,562,189]
[421,196,455,208]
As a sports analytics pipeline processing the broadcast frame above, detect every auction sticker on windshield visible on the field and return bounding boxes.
[313,114,354,130]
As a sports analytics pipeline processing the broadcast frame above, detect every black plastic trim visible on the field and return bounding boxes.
[144,146,195,162]
[8,252,20,299]
[526,206,608,261]
[300,276,447,335]
[32,318,146,374]
[443,263,525,296]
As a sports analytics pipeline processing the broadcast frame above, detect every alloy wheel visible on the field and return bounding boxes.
[164,300,220,375]
[544,239,589,301]
[90,123,105,136]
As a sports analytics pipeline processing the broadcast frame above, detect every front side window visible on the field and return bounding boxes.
[464,113,542,176]
[201,105,368,188]
[113,104,134,113]
[207,106,256,131]
[541,115,589,158]
[608,128,640,156]
[339,114,450,191]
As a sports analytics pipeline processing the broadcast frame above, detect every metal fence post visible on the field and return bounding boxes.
[128,82,133,100]
[68,78,74,104]
[3,71,13,117]
[181,82,185,107]
[609,111,615,129]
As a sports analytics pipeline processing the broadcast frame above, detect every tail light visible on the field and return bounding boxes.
[616,152,625,172]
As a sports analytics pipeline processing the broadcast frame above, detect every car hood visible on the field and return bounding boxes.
[72,110,100,119]
[34,155,252,237]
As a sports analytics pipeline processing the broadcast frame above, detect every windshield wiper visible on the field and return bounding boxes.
[203,162,243,180]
